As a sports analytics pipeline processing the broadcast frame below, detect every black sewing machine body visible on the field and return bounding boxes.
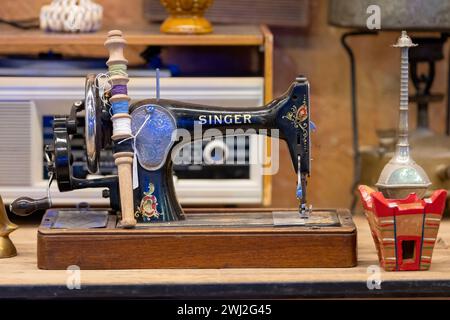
[11,77,311,224]
[130,77,311,222]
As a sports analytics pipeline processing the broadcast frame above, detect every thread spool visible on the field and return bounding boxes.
[111,100,129,114]
[109,64,128,76]
[113,152,135,228]
[111,113,132,139]
[105,29,136,228]
[110,94,130,103]
[111,84,128,96]
[109,76,129,88]
[105,30,128,65]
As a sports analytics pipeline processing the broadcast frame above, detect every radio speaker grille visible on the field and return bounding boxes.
[144,0,310,27]
[0,102,33,186]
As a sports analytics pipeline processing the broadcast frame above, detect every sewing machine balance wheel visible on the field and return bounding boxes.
[84,74,103,174]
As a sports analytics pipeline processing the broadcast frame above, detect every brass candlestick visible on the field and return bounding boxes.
[0,195,18,258]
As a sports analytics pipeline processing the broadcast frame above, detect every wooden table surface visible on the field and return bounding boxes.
[1,215,450,299]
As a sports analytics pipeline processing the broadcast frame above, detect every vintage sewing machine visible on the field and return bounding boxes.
[10,30,356,269]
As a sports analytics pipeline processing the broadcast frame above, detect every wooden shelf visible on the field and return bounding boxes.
[0,24,265,46]
[2,215,450,299]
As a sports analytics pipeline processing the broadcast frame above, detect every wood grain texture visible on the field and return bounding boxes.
[2,215,450,298]
[37,209,356,269]
[113,153,136,228]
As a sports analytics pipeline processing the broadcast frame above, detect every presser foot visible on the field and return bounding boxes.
[298,203,312,219]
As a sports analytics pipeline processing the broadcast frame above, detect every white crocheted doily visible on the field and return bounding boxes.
[40,0,103,32]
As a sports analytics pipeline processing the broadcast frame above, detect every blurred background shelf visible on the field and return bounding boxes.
[0,24,267,46]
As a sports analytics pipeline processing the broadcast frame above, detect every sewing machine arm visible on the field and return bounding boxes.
[129,77,311,222]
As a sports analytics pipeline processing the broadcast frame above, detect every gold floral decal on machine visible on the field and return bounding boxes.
[283,97,308,128]
[135,183,161,220]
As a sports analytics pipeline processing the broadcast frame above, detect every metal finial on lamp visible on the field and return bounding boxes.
[376,31,431,199]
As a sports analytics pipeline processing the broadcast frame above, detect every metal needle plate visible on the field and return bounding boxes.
[272,210,341,227]
[51,210,109,229]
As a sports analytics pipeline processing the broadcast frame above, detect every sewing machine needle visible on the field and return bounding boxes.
[296,155,304,217]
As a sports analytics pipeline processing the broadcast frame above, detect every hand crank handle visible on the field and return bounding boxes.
[10,197,51,216]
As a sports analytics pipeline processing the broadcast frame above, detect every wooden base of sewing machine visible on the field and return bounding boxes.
[37,208,357,269]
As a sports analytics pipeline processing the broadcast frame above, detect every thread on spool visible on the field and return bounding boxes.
[114,138,133,153]
[112,116,132,136]
[94,72,112,106]
[108,64,128,76]
[111,85,128,96]
[93,63,129,110]
[111,100,129,114]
